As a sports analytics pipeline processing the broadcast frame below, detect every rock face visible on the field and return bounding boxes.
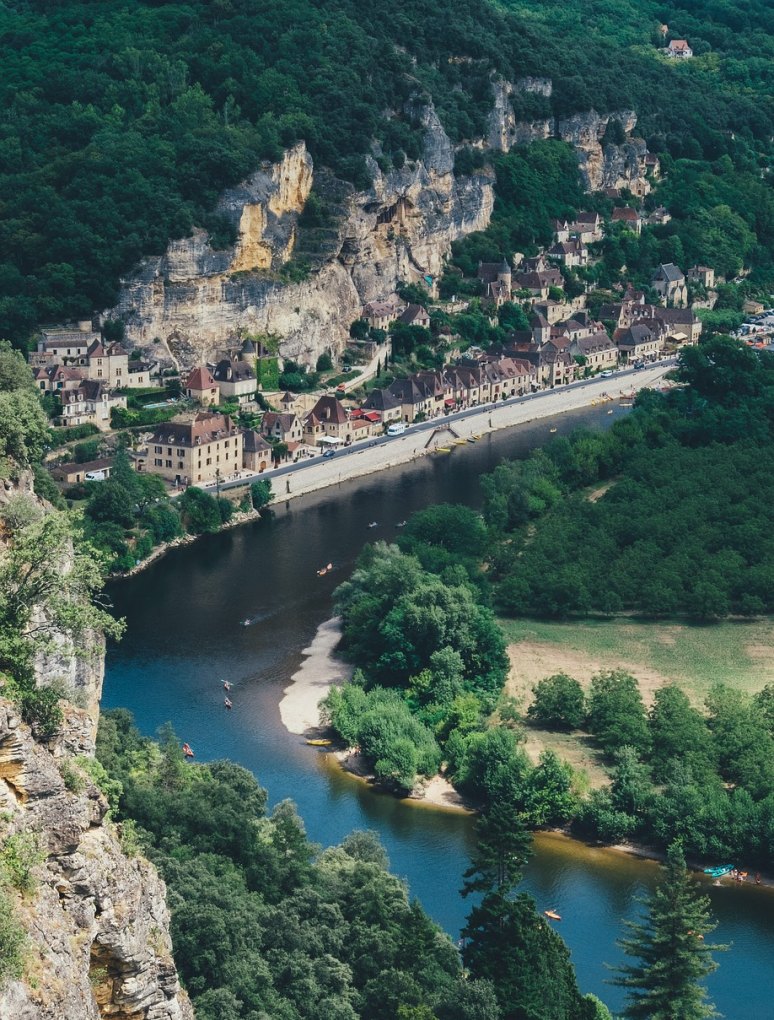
[111,110,494,371]
[111,84,652,372]
[0,701,193,1020]
[488,78,650,192]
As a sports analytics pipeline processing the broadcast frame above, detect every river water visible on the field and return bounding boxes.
[104,405,774,1018]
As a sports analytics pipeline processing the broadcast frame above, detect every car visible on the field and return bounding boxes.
[600,370,613,378]
[322,449,336,459]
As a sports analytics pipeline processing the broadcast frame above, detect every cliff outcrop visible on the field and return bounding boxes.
[111,107,494,371]
[0,701,193,1020]
[488,78,650,193]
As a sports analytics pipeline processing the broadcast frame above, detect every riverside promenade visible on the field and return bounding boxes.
[205,361,675,504]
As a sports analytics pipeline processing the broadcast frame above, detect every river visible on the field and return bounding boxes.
[103,404,774,1018]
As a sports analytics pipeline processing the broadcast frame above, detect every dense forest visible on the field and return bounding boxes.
[2,0,773,344]
[95,709,608,1020]
[323,341,774,868]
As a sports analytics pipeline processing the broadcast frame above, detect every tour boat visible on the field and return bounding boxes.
[549,427,557,433]
[544,909,561,921]
[223,680,231,692]
[182,743,194,758]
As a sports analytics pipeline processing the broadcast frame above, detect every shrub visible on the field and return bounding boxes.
[1,831,44,894]
[250,480,273,510]
[0,889,26,987]
[586,671,650,757]
[178,487,222,535]
[316,352,333,372]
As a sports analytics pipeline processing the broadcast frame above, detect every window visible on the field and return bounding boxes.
[154,458,162,467]
[206,458,211,466]
[177,461,184,469]
[154,446,162,454]
[166,460,172,468]
[167,448,172,456]
[177,449,185,457]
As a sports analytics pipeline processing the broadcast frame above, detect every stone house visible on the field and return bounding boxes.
[667,39,693,58]
[477,260,513,305]
[81,341,136,389]
[31,324,100,367]
[241,430,273,473]
[34,365,86,393]
[539,344,575,387]
[651,307,702,344]
[388,378,435,422]
[141,412,243,486]
[185,366,220,406]
[304,395,352,444]
[58,380,126,430]
[364,300,404,331]
[212,359,256,405]
[569,332,619,371]
[51,458,114,485]
[651,264,688,307]
[645,206,671,227]
[261,412,303,444]
[546,240,588,268]
[615,323,662,362]
[398,304,431,329]
[611,207,642,235]
[688,265,715,290]
[362,388,402,423]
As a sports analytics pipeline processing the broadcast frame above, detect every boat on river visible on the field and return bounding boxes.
[435,447,452,453]
[367,521,379,528]
[306,738,332,747]
[544,909,561,921]
[549,427,557,433]
[182,743,194,758]
[704,864,735,878]
[224,697,233,710]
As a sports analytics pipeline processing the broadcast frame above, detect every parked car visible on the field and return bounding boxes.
[322,449,336,459]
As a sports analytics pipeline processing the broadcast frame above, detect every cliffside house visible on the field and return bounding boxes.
[81,340,130,388]
[569,332,619,371]
[667,39,693,58]
[58,380,127,430]
[363,300,404,331]
[611,207,642,234]
[645,206,671,227]
[261,412,303,444]
[142,412,243,486]
[34,364,86,393]
[212,359,256,405]
[547,239,589,268]
[241,430,273,473]
[644,153,661,178]
[51,458,114,485]
[688,265,716,290]
[31,324,101,368]
[651,306,702,344]
[651,263,688,307]
[185,366,220,406]
[398,304,431,329]
[477,260,513,305]
[552,213,603,244]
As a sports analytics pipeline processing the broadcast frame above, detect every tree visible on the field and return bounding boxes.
[178,486,222,534]
[649,687,713,782]
[611,841,727,1020]
[250,479,273,509]
[527,674,585,730]
[587,671,650,757]
[462,799,532,897]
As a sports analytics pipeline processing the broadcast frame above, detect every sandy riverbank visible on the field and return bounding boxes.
[278,617,353,734]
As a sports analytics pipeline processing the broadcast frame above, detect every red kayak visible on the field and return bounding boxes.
[182,743,194,758]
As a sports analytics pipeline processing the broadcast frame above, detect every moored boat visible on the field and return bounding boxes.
[544,909,561,921]
[182,743,194,758]
[703,864,735,878]
[306,738,333,746]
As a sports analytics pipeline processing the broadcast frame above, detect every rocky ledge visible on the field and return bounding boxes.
[0,700,192,1020]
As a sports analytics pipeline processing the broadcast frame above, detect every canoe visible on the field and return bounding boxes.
[306,738,333,747]
[544,909,561,921]
[703,864,734,877]
[435,447,452,453]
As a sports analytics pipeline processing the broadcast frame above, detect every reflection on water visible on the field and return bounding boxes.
[104,406,774,1018]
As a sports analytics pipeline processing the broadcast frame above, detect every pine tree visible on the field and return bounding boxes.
[611,841,727,1020]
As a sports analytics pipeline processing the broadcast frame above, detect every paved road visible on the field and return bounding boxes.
[196,359,676,499]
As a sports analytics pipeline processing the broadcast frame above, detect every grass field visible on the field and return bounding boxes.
[500,616,774,787]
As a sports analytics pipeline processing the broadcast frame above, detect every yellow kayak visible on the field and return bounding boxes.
[306,738,332,746]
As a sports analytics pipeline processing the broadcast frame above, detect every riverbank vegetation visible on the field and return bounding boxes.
[96,709,607,1020]
[75,444,273,572]
[324,341,774,869]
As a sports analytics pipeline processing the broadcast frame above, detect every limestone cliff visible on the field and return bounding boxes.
[110,109,494,371]
[0,701,193,1020]
[111,85,652,372]
[488,78,650,193]
[0,477,192,1020]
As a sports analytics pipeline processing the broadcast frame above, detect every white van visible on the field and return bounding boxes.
[387,422,407,436]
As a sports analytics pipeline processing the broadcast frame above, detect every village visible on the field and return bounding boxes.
[37,197,769,493]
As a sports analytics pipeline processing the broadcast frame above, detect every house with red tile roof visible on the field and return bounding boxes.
[185,365,220,406]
